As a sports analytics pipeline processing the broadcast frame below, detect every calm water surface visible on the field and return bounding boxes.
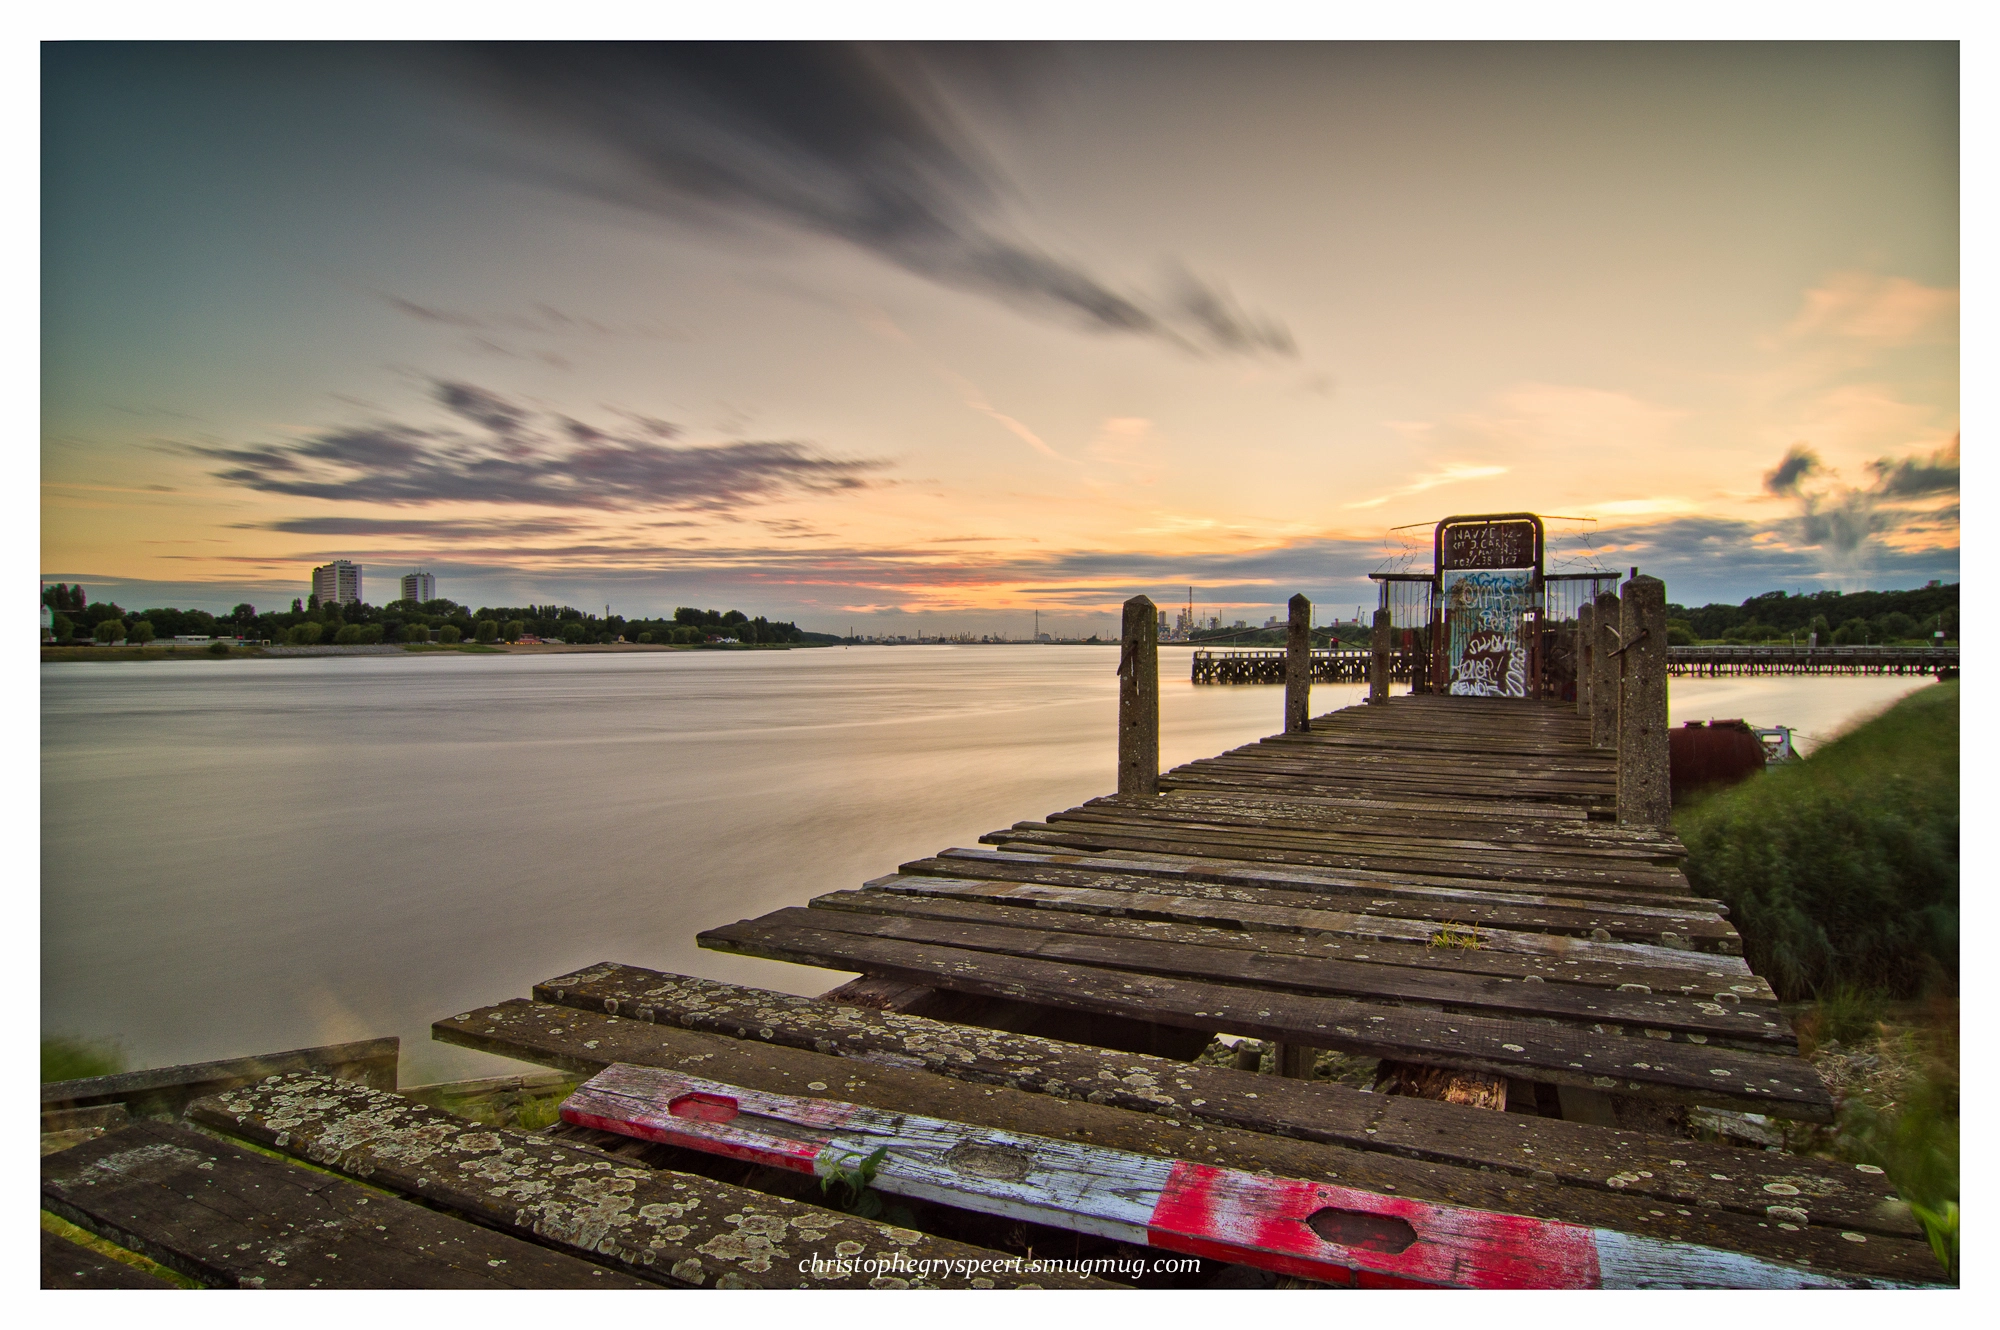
[40,647,1933,1081]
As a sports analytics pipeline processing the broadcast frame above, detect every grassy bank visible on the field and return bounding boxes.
[1679,684,1958,1278]
[1677,682,1957,1003]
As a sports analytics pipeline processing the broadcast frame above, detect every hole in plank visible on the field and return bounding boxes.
[667,1092,740,1123]
[1306,1207,1418,1254]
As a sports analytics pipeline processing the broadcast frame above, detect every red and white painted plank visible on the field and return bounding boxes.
[561,1063,1918,1289]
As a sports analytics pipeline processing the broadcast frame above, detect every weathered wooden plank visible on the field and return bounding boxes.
[1055,801,1682,863]
[40,1037,399,1121]
[804,888,1792,1040]
[187,1073,1102,1289]
[697,919,1829,1118]
[931,843,1716,920]
[837,880,1768,999]
[954,841,1713,928]
[565,1063,1909,1288]
[515,968,1911,1234]
[987,825,1695,899]
[1148,784,1597,822]
[903,855,1760,981]
[776,902,1790,1048]
[1034,813,1685,883]
[42,1119,647,1288]
[41,1228,179,1289]
[450,983,1924,1262]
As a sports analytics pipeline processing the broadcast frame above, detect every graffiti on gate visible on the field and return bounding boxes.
[1443,568,1531,697]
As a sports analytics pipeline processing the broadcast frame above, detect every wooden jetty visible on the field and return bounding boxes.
[1667,643,1958,679]
[38,516,1944,1288]
[1197,642,1959,684]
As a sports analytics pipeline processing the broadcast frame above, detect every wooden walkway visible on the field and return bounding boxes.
[704,694,1827,1123]
[41,691,1936,1287]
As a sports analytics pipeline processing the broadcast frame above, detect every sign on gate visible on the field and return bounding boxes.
[1434,514,1544,698]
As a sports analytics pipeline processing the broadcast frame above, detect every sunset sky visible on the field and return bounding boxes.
[41,42,1959,633]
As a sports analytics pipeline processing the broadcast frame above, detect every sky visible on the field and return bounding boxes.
[40,41,1960,633]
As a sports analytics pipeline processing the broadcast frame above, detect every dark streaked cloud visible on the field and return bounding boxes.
[1868,435,1959,497]
[1763,444,1821,496]
[1759,437,1958,555]
[451,43,1294,359]
[253,515,589,538]
[194,378,886,511]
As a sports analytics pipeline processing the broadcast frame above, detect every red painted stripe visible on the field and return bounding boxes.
[1147,1161,1604,1289]
[557,1106,824,1173]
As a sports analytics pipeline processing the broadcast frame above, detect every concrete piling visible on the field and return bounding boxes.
[1118,595,1159,798]
[1617,574,1671,830]
[1285,594,1312,734]
[1590,590,1620,749]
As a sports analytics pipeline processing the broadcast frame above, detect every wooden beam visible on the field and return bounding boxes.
[561,1063,1922,1289]
[188,1073,1105,1289]
[484,970,1921,1242]
[44,1119,647,1288]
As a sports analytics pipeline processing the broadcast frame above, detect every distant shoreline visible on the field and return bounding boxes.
[38,641,826,663]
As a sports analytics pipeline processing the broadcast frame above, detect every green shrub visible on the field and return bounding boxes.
[93,619,126,643]
[288,621,324,646]
[438,624,462,644]
[1676,684,1957,1001]
[476,619,499,642]
[405,623,430,644]
[208,640,231,656]
[129,620,156,644]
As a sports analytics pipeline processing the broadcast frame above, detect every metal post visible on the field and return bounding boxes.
[1369,608,1392,705]
[1617,575,1671,830]
[1590,590,1619,749]
[1285,593,1312,733]
[1576,601,1594,718]
[1118,595,1159,798]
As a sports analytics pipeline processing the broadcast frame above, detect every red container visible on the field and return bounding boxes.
[1669,720,1767,802]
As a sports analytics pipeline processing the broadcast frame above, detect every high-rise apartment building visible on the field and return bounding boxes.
[401,571,436,604]
[312,559,362,606]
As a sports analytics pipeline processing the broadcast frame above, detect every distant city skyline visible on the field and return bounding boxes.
[42,43,1958,631]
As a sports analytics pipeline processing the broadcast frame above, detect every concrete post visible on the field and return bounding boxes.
[1589,591,1620,749]
[1118,595,1159,798]
[1285,594,1312,734]
[1368,608,1392,704]
[1575,601,1594,718]
[1617,575,1671,830]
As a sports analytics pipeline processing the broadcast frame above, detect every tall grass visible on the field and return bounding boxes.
[1676,683,1957,1002]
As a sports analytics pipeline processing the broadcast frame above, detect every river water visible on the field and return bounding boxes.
[40,647,1933,1083]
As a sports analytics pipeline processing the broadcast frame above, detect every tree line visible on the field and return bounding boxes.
[42,586,837,649]
[1664,583,1957,646]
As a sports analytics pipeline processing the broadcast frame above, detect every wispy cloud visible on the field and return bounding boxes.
[1781,271,1957,345]
[192,379,888,511]
[1346,463,1508,510]
[450,43,1294,360]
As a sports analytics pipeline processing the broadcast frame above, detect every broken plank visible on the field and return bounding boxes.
[42,1119,647,1288]
[454,984,1924,1266]
[695,919,1830,1119]
[187,1073,1103,1289]
[564,1063,1906,1289]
